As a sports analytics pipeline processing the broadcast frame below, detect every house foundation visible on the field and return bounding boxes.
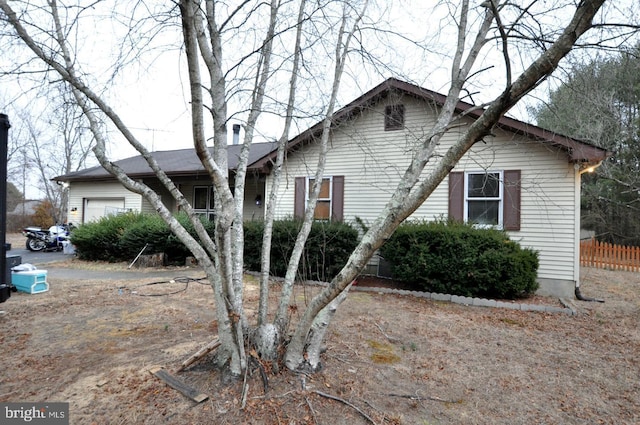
[535,278,575,299]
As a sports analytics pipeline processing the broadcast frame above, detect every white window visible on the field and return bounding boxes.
[193,186,215,221]
[307,177,332,220]
[464,171,503,228]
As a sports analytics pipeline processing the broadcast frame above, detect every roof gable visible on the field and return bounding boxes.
[251,78,609,169]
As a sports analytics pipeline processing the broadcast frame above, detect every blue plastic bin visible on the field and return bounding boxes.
[12,270,49,294]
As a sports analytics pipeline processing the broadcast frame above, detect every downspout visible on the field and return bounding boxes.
[575,161,604,303]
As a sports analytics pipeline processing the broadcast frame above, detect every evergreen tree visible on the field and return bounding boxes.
[6,181,23,212]
[533,46,640,246]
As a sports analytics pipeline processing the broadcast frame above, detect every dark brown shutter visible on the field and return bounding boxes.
[294,177,305,219]
[448,172,464,222]
[331,176,344,221]
[503,170,521,231]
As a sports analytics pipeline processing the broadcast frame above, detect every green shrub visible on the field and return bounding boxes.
[71,212,215,263]
[243,218,359,282]
[119,212,216,264]
[72,212,358,278]
[118,214,169,257]
[380,220,539,299]
[71,212,147,261]
[243,220,266,272]
[303,220,359,282]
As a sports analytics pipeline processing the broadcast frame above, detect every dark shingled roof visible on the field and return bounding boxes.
[54,142,278,182]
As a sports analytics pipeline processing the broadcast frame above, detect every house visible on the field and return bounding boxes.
[252,78,608,298]
[54,78,608,298]
[8,199,42,217]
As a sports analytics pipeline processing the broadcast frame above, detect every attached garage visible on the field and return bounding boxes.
[61,181,142,225]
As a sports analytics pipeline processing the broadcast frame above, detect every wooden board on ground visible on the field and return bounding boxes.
[177,338,221,372]
[149,366,209,403]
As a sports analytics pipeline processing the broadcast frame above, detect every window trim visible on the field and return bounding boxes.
[294,175,344,222]
[463,170,504,229]
[306,176,333,221]
[193,185,215,220]
[449,170,521,231]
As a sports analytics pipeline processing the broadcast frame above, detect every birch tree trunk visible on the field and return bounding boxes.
[257,0,307,328]
[273,0,370,337]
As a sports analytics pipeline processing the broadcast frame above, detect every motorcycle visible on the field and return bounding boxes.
[23,224,73,252]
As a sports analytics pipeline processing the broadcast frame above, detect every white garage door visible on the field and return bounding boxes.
[84,198,126,223]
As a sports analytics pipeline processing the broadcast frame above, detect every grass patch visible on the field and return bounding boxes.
[368,339,401,364]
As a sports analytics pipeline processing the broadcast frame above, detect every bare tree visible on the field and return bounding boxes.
[0,0,633,382]
[1,86,92,223]
[0,95,33,192]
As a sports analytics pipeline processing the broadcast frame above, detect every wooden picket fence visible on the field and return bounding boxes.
[580,238,640,272]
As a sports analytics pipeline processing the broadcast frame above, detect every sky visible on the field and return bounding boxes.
[75,1,527,157]
[1,0,637,199]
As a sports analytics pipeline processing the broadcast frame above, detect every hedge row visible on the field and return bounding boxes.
[70,212,208,262]
[70,213,359,282]
[71,213,538,298]
[380,220,539,299]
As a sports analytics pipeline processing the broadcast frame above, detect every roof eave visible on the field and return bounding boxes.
[489,116,610,164]
[53,163,268,183]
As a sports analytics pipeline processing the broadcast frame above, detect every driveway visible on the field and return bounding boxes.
[8,246,67,267]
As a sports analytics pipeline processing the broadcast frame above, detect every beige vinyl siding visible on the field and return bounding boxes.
[67,181,142,224]
[267,95,579,283]
[141,179,176,214]
[452,126,578,282]
[269,96,436,221]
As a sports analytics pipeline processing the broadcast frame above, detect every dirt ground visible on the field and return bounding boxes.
[1,244,639,424]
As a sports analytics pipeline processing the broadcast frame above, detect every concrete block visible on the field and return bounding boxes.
[431,293,451,302]
[521,303,547,312]
[496,301,521,310]
[451,295,472,305]
[472,298,497,308]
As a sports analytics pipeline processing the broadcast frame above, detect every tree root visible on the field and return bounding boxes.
[248,352,269,393]
[305,395,318,424]
[386,392,461,404]
[313,390,376,424]
[240,359,250,410]
[240,351,271,410]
